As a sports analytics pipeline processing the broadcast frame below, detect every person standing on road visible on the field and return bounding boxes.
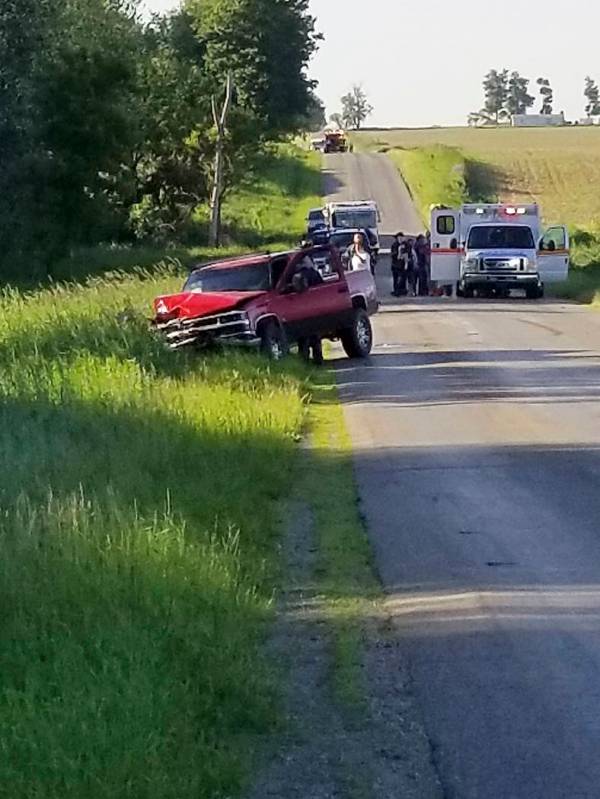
[404,237,417,296]
[391,232,407,296]
[344,232,372,273]
[415,234,430,296]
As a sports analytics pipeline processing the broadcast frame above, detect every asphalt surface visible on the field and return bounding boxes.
[325,152,600,798]
[322,152,422,245]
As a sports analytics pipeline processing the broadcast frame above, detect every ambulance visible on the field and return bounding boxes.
[430,204,569,299]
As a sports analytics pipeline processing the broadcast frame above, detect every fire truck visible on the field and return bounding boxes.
[430,204,569,299]
[324,131,349,153]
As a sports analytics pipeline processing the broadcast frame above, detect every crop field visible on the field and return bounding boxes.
[356,126,600,227]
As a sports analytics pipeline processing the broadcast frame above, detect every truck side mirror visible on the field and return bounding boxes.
[450,238,458,250]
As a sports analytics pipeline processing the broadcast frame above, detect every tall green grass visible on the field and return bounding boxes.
[386,146,468,223]
[202,144,321,247]
[0,268,313,798]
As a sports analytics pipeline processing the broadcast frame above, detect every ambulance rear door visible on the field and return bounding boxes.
[431,209,461,283]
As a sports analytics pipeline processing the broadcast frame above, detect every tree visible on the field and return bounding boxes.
[584,76,600,118]
[482,69,509,123]
[506,71,535,116]
[537,78,553,115]
[187,0,321,137]
[301,91,326,132]
[208,72,234,247]
[329,113,344,129]
[341,85,373,130]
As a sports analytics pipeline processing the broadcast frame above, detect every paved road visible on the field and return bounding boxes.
[323,152,422,245]
[326,153,600,798]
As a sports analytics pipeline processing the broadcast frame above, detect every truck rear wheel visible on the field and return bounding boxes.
[341,310,373,359]
[260,321,288,361]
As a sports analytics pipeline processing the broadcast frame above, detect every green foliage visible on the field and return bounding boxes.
[0,268,313,797]
[537,77,554,115]
[210,145,322,246]
[506,72,535,116]
[584,76,600,118]
[340,85,373,131]
[387,146,468,223]
[186,0,321,137]
[0,0,322,280]
[483,69,509,123]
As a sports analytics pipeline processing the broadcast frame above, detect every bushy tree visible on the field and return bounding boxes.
[341,85,373,130]
[537,77,554,114]
[584,76,600,118]
[506,72,535,116]
[482,69,509,123]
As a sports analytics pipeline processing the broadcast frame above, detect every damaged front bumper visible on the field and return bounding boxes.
[153,310,259,351]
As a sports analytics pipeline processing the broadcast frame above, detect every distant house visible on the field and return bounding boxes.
[512,113,566,128]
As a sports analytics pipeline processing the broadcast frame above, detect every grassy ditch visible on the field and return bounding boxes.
[0,140,325,798]
[301,374,380,711]
[0,267,317,798]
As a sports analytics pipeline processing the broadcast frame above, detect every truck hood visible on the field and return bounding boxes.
[466,248,535,259]
[154,290,266,321]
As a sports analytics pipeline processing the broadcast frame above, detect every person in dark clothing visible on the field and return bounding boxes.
[415,234,430,296]
[293,256,325,365]
[403,238,417,297]
[390,232,407,296]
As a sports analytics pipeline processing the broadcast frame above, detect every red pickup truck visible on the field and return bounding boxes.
[153,244,378,359]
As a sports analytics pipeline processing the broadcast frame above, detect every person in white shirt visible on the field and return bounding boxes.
[345,232,372,272]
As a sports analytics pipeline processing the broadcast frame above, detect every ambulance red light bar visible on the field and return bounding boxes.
[502,206,528,216]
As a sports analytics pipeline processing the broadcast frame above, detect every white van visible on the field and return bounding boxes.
[430,204,569,299]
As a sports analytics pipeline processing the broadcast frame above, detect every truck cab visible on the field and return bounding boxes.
[430,204,569,299]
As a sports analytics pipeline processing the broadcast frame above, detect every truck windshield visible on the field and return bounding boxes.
[468,225,535,250]
[184,263,271,293]
[332,210,377,230]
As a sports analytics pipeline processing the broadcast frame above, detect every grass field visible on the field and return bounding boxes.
[0,146,330,797]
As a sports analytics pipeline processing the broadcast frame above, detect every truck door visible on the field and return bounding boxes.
[272,249,351,340]
[430,209,461,283]
[538,226,570,283]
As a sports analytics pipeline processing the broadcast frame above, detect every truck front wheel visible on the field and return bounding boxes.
[526,285,544,300]
[341,310,373,359]
[260,321,288,360]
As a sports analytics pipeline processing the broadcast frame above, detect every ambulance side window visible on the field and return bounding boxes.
[437,215,455,235]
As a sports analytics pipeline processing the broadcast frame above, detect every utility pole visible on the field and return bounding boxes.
[209,72,233,248]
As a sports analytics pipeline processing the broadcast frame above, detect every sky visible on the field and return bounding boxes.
[141,0,597,127]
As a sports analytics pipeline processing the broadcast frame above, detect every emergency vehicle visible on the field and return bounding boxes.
[324,131,348,153]
[324,201,381,252]
[430,204,569,299]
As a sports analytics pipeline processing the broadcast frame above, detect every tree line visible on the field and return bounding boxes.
[0,0,321,278]
[469,69,600,125]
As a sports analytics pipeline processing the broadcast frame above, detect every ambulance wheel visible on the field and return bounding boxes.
[526,285,543,300]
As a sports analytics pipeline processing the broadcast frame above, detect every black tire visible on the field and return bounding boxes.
[463,285,475,299]
[260,321,288,361]
[341,309,373,359]
[525,285,543,300]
